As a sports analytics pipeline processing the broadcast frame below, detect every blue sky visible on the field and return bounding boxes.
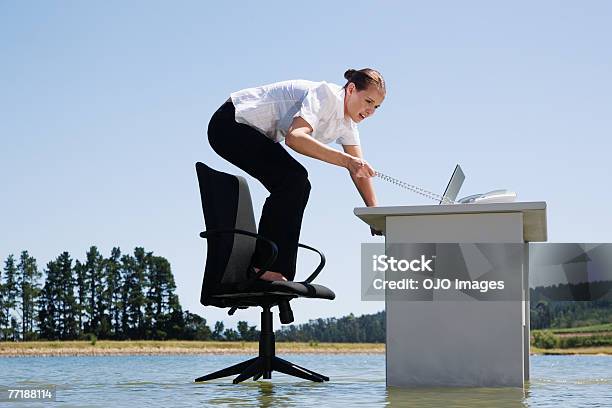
[1,1,611,328]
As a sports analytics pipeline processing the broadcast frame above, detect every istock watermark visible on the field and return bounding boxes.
[371,254,435,272]
[361,243,612,302]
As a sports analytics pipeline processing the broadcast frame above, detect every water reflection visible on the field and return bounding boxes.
[386,385,527,408]
[1,355,610,407]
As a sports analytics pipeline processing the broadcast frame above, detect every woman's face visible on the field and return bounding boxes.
[344,82,385,123]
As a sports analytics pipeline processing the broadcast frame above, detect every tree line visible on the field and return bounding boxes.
[2,248,608,342]
[0,247,199,341]
[275,311,385,342]
[530,283,611,329]
[0,248,385,343]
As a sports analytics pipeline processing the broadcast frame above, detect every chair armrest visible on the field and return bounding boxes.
[297,243,326,283]
[199,229,278,282]
[200,230,326,284]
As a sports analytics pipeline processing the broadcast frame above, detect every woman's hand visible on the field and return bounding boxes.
[370,226,383,236]
[346,156,375,178]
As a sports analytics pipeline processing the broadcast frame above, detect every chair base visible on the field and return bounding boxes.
[194,305,329,384]
[194,355,329,384]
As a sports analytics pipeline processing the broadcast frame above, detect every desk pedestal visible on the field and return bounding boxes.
[355,203,547,387]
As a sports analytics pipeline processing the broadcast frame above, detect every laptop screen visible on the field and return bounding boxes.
[439,165,465,205]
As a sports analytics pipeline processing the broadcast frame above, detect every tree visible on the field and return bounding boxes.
[532,301,552,330]
[74,260,86,334]
[83,246,104,335]
[223,328,239,341]
[38,260,59,340]
[9,317,18,341]
[145,255,183,339]
[0,266,3,338]
[38,253,79,340]
[2,256,19,341]
[237,321,258,341]
[181,311,212,340]
[165,293,184,339]
[17,251,41,340]
[104,247,123,338]
[143,251,156,339]
[120,249,147,338]
[212,321,225,340]
[0,255,18,340]
[119,254,133,339]
[56,252,78,339]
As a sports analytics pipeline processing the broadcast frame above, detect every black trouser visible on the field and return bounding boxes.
[207,100,311,281]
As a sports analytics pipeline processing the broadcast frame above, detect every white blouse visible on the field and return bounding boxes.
[230,80,360,145]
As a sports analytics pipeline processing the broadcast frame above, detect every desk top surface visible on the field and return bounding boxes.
[354,202,547,241]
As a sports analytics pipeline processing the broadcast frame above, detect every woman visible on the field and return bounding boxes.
[207,68,385,282]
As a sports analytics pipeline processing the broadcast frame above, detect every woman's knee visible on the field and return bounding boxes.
[270,164,310,195]
[207,112,225,154]
[207,102,237,153]
[287,165,310,190]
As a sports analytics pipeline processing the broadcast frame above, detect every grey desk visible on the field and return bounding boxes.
[355,202,547,387]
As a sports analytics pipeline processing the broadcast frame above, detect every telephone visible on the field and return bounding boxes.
[457,189,517,204]
[375,171,518,205]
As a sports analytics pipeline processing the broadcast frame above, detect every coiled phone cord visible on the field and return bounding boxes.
[375,171,456,205]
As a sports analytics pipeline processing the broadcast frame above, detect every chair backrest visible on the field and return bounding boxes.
[195,162,257,305]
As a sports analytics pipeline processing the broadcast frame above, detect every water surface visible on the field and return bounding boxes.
[1,354,610,407]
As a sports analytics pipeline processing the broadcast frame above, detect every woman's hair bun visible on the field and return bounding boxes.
[344,69,357,81]
[342,67,386,94]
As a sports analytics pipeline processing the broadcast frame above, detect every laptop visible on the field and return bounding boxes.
[439,164,465,205]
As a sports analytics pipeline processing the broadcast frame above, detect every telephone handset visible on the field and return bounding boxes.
[458,190,517,204]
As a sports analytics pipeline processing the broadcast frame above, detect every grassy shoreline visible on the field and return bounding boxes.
[530,346,612,355]
[1,340,610,357]
[0,340,385,357]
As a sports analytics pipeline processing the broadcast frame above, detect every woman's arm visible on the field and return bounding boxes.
[343,145,383,236]
[342,144,378,207]
[285,117,374,178]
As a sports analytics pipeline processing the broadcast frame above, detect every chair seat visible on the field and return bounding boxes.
[213,280,335,300]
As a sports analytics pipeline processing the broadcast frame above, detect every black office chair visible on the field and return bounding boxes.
[194,162,335,384]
